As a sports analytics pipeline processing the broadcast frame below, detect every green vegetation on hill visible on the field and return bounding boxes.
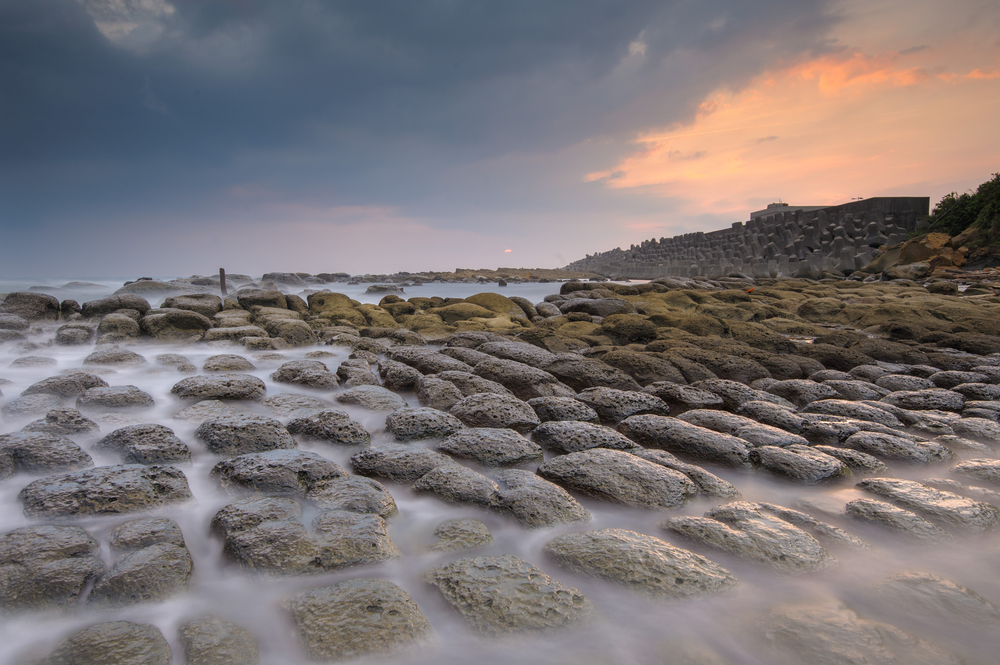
[928,172,1000,243]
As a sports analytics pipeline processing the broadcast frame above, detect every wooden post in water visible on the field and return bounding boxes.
[220,268,227,296]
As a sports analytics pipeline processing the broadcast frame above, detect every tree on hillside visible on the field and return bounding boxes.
[929,173,1000,242]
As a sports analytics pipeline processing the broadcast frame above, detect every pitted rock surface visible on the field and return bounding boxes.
[436,428,543,467]
[531,420,640,454]
[95,423,191,464]
[194,414,295,456]
[19,464,192,517]
[171,374,267,401]
[286,409,371,446]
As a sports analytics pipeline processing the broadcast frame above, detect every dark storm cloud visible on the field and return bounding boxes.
[0,0,839,273]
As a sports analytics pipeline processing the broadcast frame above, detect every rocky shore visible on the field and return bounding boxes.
[2,270,1000,664]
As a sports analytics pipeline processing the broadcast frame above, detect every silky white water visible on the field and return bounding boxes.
[0,282,998,664]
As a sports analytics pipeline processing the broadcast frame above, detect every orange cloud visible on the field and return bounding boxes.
[787,52,929,94]
[967,69,1000,79]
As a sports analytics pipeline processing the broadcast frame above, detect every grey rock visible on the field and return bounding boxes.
[178,616,259,665]
[436,370,515,397]
[96,313,141,342]
[260,393,331,417]
[0,313,29,330]
[696,379,794,410]
[38,621,172,665]
[287,579,432,661]
[81,294,152,318]
[194,414,295,456]
[306,475,398,518]
[617,415,752,467]
[377,359,422,391]
[857,477,1000,533]
[425,554,593,635]
[449,392,540,433]
[76,385,154,410]
[843,431,953,464]
[142,308,213,341]
[336,359,380,388]
[21,408,100,436]
[0,525,103,612]
[385,407,464,441]
[162,294,223,319]
[573,386,669,424]
[95,423,191,464]
[812,446,887,473]
[0,291,59,320]
[22,371,110,398]
[109,518,185,551]
[538,448,696,509]
[492,469,591,527]
[389,346,473,374]
[350,444,453,483]
[478,340,557,367]
[270,360,338,390]
[872,572,1000,624]
[431,518,493,552]
[171,374,267,401]
[951,458,1000,485]
[736,400,808,433]
[202,325,270,343]
[632,449,741,498]
[950,416,1000,443]
[83,347,148,366]
[412,464,499,506]
[437,427,543,467]
[9,355,57,367]
[875,374,936,392]
[679,409,809,447]
[930,370,990,389]
[845,498,951,542]
[823,379,890,401]
[54,323,96,345]
[881,388,965,412]
[336,385,408,411]
[2,393,65,418]
[415,374,464,411]
[203,354,256,372]
[212,450,347,496]
[19,464,191,517]
[531,420,640,454]
[286,409,370,446]
[802,399,905,428]
[663,502,834,573]
[88,543,193,607]
[543,528,737,599]
[173,400,240,422]
[751,444,851,483]
[0,432,93,477]
[543,355,643,392]
[641,382,726,414]
[527,396,600,423]
[764,602,962,665]
[953,382,1000,401]
[473,357,576,400]
[558,297,636,317]
[765,379,839,407]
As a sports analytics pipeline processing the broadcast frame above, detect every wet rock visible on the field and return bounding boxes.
[801,399,903,428]
[171,374,267,401]
[558,297,636,317]
[211,498,399,575]
[350,444,454,483]
[527,396,600,423]
[109,518,185,551]
[286,409,370,446]
[412,464,499,506]
[543,355,642,392]
[307,475,398,518]
[173,400,241,422]
[930,370,990,389]
[202,325,270,343]
[378,358,423,391]
[0,432,93,477]
[0,525,104,612]
[951,458,1000,485]
[0,292,60,321]
[260,393,331,417]
[679,409,809,447]
[437,428,543,467]
[54,323,96,345]
[597,348,687,386]
[538,448,696,509]
[95,313,141,343]
[823,379,891,401]
[434,370,515,399]
[0,313,29,330]
[845,498,951,542]
[425,554,593,635]
[953,382,1000,401]
[876,374,936,392]
[21,408,100,436]
[473,357,576,400]
[336,358,380,387]
[531,419,639,455]
[389,346,473,374]
[812,446,888,473]
[142,308,214,341]
[872,572,1000,624]
[287,579,432,661]
[420,509,496,555]
[19,464,192,517]
[95,423,191,464]
[751,444,851,483]
[765,379,839,407]
[178,616,260,665]
[10,355,58,368]
[632,449,741,498]
[618,415,752,467]
[76,385,154,410]
[194,414,295,456]
[736,400,808,433]
[385,407,464,441]
[449,393,540,433]
[88,543,193,608]
[663,502,834,573]
[270,360,338,390]
[543,529,737,599]
[80,294,152,318]
[22,371,110,398]
[336,385,408,412]
[83,347,148,366]
[950,417,1000,443]
[881,388,965,412]
[492,468,591,528]
[212,450,347,496]
[842,431,953,465]
[764,602,962,665]
[203,354,256,372]
[2,393,66,418]
[572,386,669,425]
[37,621,172,665]
[415,374,464,410]
[642,382,724,415]
[857,477,1000,533]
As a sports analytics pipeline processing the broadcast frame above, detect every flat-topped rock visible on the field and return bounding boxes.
[307,475,398,518]
[95,423,190,464]
[36,621,172,665]
[801,399,903,428]
[212,450,347,496]
[412,464,499,506]
[19,464,192,517]
[22,371,110,398]
[0,431,93,478]
[679,409,809,447]
[857,477,1000,533]
[194,414,295,456]
[385,407,464,441]
[88,542,193,608]
[845,497,951,542]
[751,444,850,484]
[473,357,576,400]
[436,428,542,467]
[0,525,104,612]
[618,415,752,467]
[532,419,640,454]
[178,616,259,665]
[350,444,454,483]
[449,392,540,433]
[492,469,591,528]
[641,382,725,414]
[336,385,408,412]
[270,360,339,390]
[171,374,267,401]
[286,409,371,446]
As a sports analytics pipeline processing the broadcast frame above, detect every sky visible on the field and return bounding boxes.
[1,0,998,279]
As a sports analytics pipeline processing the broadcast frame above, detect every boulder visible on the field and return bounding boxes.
[81,294,152,318]
[0,525,104,612]
[751,445,851,483]
[270,360,338,390]
[95,313,141,342]
[881,388,965,412]
[88,543,193,607]
[845,498,951,542]
[171,374,267,401]
[696,379,794,410]
[801,399,903,428]
[141,308,213,341]
[0,291,60,320]
[260,393,331,417]
[431,518,494,552]
[842,431,952,465]
[286,410,371,446]
[161,294,223,319]
[857,477,1000,533]
[0,432,93,477]
[76,385,154,410]
[449,393,540,433]
[436,428,543,467]
[211,450,347,496]
[21,408,100,436]
[952,458,1000,485]
[195,414,295,456]
[37,621,172,665]
[203,354,256,372]
[307,475,398,518]
[632,449,740,498]
[19,464,192,517]
[287,580,432,661]
[435,369,515,397]
[538,448,696,509]
[414,374,464,411]
[84,347,148,366]
[55,323,96,345]
[492,469,591,528]
[531,420,640,454]
[412,464,499,507]
[178,616,259,665]
[202,325,270,343]
[109,518,185,551]
[95,423,191,464]
[543,529,737,599]
[237,290,287,310]
[473,357,576,400]
[425,555,593,635]
[678,409,809,447]
[543,355,643,392]
[527,396,600,423]
[871,572,1000,624]
[1,393,65,419]
[641,382,724,414]
[385,407,464,441]
[350,444,454,483]
[618,415,752,467]
[336,385,408,412]
[573,386,669,424]
[378,359,423,391]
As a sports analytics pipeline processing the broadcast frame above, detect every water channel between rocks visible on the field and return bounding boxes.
[1,282,999,665]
